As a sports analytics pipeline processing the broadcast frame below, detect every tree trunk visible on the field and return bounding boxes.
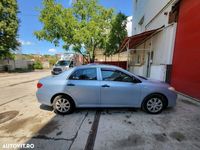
[90,55,95,63]
[90,45,96,63]
[90,58,94,63]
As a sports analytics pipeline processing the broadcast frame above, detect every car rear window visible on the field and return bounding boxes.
[69,68,97,80]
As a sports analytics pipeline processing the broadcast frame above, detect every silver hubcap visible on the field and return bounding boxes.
[55,97,70,113]
[147,98,163,113]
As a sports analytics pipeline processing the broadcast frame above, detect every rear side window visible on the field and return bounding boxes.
[101,69,133,82]
[69,68,97,80]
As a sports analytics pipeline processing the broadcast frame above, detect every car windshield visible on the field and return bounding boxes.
[55,60,70,66]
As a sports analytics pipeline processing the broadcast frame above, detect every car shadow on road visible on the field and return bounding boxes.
[19,105,177,150]
[19,109,89,150]
[39,104,140,114]
[39,103,175,115]
[40,104,53,111]
[20,108,139,150]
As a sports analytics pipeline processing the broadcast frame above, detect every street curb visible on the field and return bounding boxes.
[177,92,200,103]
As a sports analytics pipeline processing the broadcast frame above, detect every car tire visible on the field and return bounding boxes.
[142,94,166,114]
[53,95,75,115]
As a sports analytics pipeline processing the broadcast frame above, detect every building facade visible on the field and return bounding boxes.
[124,0,200,99]
[170,0,200,99]
[125,0,179,81]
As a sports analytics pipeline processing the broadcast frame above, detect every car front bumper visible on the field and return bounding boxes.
[166,90,177,107]
[51,70,62,75]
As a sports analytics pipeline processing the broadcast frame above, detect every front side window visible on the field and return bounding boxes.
[101,69,133,82]
[69,68,97,80]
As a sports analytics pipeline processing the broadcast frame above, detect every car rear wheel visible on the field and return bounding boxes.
[142,94,166,114]
[53,95,74,115]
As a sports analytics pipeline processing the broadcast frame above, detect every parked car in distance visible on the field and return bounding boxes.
[51,60,73,75]
[51,53,83,75]
[36,64,177,114]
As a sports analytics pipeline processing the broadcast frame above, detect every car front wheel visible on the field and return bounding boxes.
[53,95,74,115]
[142,94,166,114]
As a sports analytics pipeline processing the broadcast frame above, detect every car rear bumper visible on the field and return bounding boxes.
[36,90,52,106]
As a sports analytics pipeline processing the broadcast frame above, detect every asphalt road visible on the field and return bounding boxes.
[0,70,200,150]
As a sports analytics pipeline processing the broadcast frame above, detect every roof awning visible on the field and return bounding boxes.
[119,27,163,52]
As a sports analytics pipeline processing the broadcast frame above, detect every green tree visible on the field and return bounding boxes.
[104,12,128,56]
[35,0,113,62]
[49,57,57,66]
[33,60,43,70]
[0,0,20,59]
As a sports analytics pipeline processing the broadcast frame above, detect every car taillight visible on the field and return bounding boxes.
[37,83,43,88]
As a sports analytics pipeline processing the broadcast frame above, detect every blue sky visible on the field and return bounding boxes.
[17,0,132,55]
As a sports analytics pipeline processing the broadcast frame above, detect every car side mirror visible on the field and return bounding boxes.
[132,77,141,84]
[69,61,74,68]
[69,64,73,68]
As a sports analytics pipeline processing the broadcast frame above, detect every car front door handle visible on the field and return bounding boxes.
[67,83,75,86]
[102,84,110,88]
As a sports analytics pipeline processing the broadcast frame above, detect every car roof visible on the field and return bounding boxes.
[62,63,145,81]
[74,64,122,70]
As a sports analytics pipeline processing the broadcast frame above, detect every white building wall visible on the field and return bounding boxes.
[132,0,177,33]
[132,0,146,34]
[144,1,172,29]
[127,16,133,37]
[130,0,179,81]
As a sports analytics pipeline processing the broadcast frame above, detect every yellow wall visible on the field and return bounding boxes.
[95,49,128,62]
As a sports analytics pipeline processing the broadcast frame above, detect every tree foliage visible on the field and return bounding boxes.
[49,57,57,66]
[33,60,43,70]
[104,12,127,56]
[0,0,20,59]
[35,0,114,62]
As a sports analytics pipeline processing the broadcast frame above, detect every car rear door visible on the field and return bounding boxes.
[100,68,141,107]
[65,67,100,107]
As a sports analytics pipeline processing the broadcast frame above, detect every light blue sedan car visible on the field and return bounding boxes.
[36,64,177,114]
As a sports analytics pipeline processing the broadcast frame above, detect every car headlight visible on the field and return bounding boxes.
[64,66,69,70]
[168,86,175,91]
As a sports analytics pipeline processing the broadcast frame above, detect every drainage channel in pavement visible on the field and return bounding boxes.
[84,110,101,150]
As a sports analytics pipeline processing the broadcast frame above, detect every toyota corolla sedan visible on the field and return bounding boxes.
[36,64,177,114]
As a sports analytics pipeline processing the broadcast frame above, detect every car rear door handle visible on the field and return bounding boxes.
[67,83,75,86]
[102,84,110,88]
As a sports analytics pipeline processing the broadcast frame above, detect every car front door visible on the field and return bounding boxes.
[100,68,141,107]
[66,68,100,107]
